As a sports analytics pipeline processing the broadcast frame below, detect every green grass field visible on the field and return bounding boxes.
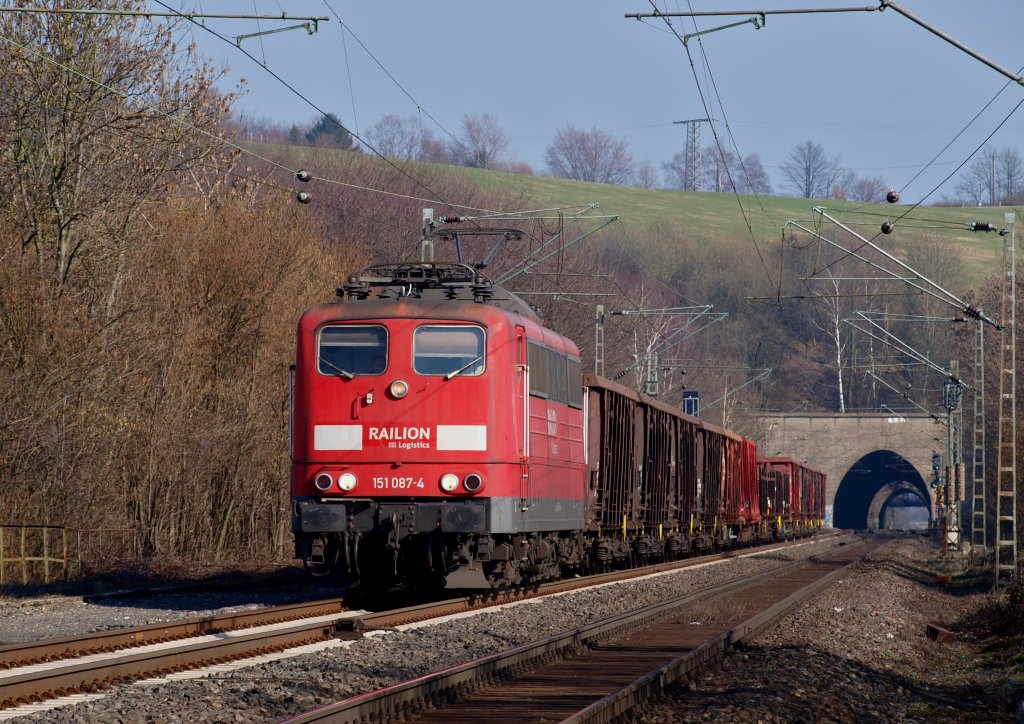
[462,167,1012,294]
[253,142,1013,294]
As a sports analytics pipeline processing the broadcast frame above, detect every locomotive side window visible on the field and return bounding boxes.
[549,350,568,403]
[527,341,549,397]
[566,358,583,407]
[414,326,485,376]
[318,325,388,376]
[527,340,583,407]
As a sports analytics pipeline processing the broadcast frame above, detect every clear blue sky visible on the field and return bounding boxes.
[187,1,1024,203]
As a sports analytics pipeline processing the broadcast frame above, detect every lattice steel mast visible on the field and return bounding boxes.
[971,316,987,548]
[673,119,713,191]
[995,213,1017,587]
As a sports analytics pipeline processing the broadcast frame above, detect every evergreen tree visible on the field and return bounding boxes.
[305,113,355,150]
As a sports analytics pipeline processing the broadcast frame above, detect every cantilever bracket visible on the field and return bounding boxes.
[236,19,319,47]
[682,14,765,47]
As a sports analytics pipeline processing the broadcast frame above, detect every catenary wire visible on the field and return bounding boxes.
[0,27,507,219]
[841,61,1024,215]
[648,0,778,299]
[811,92,1024,280]
[151,0,502,219]
[319,1,544,208]
[338,16,359,138]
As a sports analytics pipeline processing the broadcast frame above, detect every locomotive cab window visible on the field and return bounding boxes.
[414,325,485,377]
[318,325,387,376]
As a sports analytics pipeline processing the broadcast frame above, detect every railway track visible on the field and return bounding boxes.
[283,534,881,724]
[0,533,839,713]
[0,602,362,710]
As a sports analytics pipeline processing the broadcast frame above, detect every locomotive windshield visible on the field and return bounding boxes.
[318,325,387,376]
[413,325,485,377]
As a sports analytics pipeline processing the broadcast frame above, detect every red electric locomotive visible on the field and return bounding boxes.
[291,261,825,591]
[290,263,588,589]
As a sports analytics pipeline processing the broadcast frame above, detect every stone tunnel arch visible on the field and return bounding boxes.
[833,449,932,530]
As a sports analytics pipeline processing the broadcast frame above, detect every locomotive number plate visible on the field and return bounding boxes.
[372,476,425,490]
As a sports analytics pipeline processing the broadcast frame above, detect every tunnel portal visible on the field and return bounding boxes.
[833,449,932,530]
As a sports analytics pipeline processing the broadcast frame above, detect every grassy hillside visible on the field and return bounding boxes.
[462,167,1011,295]
[254,141,1011,294]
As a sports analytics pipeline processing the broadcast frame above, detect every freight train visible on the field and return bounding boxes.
[290,262,826,591]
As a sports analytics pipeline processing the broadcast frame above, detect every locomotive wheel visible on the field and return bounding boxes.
[306,561,333,577]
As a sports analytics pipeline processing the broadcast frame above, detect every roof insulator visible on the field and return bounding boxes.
[343,274,370,300]
[881,221,894,234]
[296,169,312,182]
[886,189,900,204]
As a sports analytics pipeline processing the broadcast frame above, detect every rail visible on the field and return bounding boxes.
[0,533,841,711]
[283,535,877,723]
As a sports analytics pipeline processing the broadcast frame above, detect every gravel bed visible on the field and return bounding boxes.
[11,537,840,722]
[634,535,1017,722]
[0,580,341,646]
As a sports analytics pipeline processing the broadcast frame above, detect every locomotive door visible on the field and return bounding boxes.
[515,327,530,511]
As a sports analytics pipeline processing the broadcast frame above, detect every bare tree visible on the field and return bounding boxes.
[632,160,659,189]
[703,145,736,192]
[366,114,422,160]
[617,285,677,394]
[662,151,688,190]
[418,128,453,164]
[544,125,635,184]
[690,146,772,195]
[229,111,290,145]
[946,145,1024,206]
[503,160,535,175]
[999,147,1024,201]
[780,141,848,199]
[450,113,508,168]
[847,175,888,202]
[0,4,231,302]
[813,271,850,413]
[954,146,998,205]
[736,153,772,195]
[956,145,1024,204]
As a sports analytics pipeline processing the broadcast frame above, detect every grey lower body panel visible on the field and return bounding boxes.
[293,496,585,536]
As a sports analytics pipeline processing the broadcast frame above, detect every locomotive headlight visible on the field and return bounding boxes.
[439,473,459,492]
[463,473,483,492]
[314,473,333,491]
[338,472,357,491]
[389,379,409,399]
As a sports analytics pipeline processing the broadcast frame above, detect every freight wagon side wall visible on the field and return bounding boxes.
[698,418,757,531]
[644,405,675,530]
[584,375,704,535]
[759,458,798,524]
[678,414,699,529]
[790,461,802,519]
[741,439,760,525]
[806,466,826,521]
[584,377,641,533]
[700,429,723,530]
